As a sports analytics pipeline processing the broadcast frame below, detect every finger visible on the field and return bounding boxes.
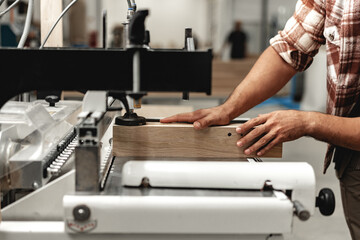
[243,132,275,155]
[194,115,218,129]
[236,114,268,135]
[160,111,202,123]
[160,114,183,123]
[256,136,282,156]
[237,123,268,148]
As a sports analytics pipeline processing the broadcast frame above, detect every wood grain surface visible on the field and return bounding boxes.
[113,122,282,159]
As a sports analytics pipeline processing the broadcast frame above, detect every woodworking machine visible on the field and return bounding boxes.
[0,6,335,240]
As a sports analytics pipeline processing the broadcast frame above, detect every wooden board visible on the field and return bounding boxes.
[40,0,63,47]
[113,122,282,159]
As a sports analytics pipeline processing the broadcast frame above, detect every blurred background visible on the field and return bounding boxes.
[0,0,297,52]
[0,0,326,112]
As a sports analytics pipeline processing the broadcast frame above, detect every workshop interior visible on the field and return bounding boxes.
[0,0,346,239]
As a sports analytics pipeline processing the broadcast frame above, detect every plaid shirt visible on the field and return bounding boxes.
[270,0,360,175]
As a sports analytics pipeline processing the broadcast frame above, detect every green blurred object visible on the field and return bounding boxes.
[0,24,17,47]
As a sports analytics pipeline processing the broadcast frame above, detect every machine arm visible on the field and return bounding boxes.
[0,47,212,109]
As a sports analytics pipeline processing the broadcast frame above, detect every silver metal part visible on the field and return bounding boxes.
[1,101,81,191]
[0,99,81,212]
[75,97,118,192]
[186,38,195,51]
[100,143,114,190]
[75,145,100,192]
[20,93,31,102]
[122,1,135,49]
[47,137,78,177]
[133,50,141,93]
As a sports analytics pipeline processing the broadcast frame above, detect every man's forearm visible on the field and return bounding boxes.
[222,46,297,119]
[306,112,360,151]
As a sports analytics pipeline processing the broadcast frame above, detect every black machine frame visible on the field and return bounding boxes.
[0,47,212,108]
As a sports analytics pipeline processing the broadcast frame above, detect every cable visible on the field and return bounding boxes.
[40,0,78,49]
[17,0,34,48]
[127,0,132,8]
[130,0,137,12]
[0,0,20,18]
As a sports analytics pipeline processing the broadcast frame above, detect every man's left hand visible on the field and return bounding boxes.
[236,110,311,156]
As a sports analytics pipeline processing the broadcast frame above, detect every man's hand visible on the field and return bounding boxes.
[160,105,232,130]
[236,110,311,156]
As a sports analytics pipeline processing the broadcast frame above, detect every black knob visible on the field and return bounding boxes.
[115,112,146,126]
[129,10,149,45]
[73,205,91,222]
[316,188,335,216]
[45,95,59,107]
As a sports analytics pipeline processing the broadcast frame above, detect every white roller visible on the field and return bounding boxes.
[122,161,316,214]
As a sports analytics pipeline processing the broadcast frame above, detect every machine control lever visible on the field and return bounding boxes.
[293,200,310,221]
[129,10,149,45]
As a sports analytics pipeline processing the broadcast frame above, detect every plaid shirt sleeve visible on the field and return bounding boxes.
[270,0,326,71]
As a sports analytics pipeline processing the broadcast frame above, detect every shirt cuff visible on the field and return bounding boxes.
[270,33,315,72]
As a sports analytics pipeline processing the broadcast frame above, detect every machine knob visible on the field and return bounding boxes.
[73,205,91,222]
[316,188,335,216]
[45,95,59,107]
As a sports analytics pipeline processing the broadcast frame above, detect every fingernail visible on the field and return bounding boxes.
[257,152,262,156]
[194,122,201,128]
[244,149,251,155]
[236,127,241,132]
[237,141,243,147]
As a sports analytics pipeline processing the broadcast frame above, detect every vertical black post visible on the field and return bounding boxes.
[102,9,107,49]
[260,0,269,52]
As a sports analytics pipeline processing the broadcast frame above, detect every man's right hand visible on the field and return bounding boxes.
[160,105,232,130]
